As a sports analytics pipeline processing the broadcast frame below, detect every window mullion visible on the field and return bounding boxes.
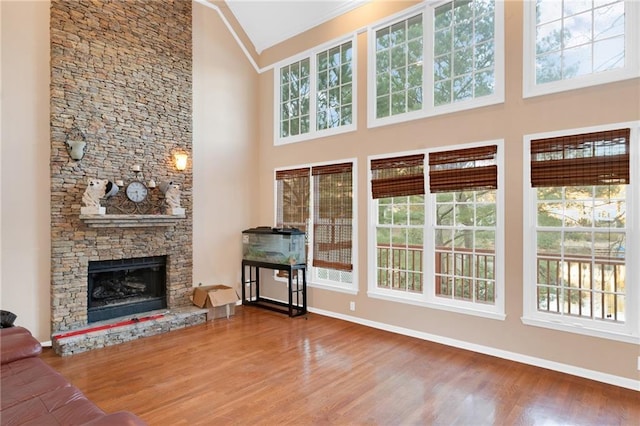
[423,9,434,112]
[310,55,318,136]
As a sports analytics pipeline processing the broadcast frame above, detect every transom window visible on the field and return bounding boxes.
[316,41,354,131]
[535,0,625,83]
[523,0,640,97]
[374,14,424,119]
[276,38,356,145]
[279,59,310,139]
[433,0,496,106]
[369,0,503,127]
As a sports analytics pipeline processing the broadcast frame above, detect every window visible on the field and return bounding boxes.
[312,163,353,272]
[427,144,503,315]
[371,154,426,294]
[276,168,310,232]
[276,39,356,145]
[275,161,356,291]
[368,144,504,319]
[316,41,354,131]
[279,59,311,139]
[374,14,424,119]
[369,0,504,127]
[432,0,497,106]
[275,168,311,279]
[523,124,638,342]
[523,0,640,97]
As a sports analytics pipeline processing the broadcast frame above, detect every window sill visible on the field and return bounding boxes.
[275,124,356,146]
[367,95,505,130]
[367,291,506,321]
[274,274,358,295]
[523,69,640,99]
[521,316,639,345]
[309,281,358,295]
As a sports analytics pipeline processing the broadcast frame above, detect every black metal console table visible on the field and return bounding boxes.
[241,259,307,317]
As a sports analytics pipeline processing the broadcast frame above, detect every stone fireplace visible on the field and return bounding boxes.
[49,0,202,355]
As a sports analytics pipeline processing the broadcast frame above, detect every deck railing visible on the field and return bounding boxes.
[375,245,625,318]
[375,244,495,298]
[536,252,625,321]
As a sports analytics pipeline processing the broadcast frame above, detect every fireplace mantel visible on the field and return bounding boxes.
[80,214,186,228]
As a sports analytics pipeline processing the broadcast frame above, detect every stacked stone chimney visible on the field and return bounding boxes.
[49,0,193,336]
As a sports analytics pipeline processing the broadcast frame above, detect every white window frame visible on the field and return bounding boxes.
[522,122,639,344]
[367,141,505,320]
[367,0,505,129]
[273,159,358,294]
[274,36,357,146]
[523,0,640,98]
[367,149,427,302]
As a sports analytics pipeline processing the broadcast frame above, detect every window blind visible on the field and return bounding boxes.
[276,168,310,232]
[312,163,353,271]
[429,145,497,192]
[370,154,425,199]
[530,129,630,187]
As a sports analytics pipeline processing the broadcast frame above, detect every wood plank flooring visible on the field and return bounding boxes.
[41,307,640,425]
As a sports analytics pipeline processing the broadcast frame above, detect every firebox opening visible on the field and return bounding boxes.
[88,256,167,323]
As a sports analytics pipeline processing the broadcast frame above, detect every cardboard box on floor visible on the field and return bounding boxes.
[192,284,239,320]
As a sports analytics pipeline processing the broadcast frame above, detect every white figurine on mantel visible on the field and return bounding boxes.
[81,178,109,215]
[162,182,184,215]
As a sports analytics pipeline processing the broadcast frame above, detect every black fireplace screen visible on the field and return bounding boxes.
[87,256,167,323]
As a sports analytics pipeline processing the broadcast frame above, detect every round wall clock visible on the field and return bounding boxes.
[125,181,148,203]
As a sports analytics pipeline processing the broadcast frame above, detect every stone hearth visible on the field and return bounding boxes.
[52,307,207,356]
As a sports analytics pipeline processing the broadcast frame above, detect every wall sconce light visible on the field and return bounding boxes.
[174,153,188,171]
[65,127,87,161]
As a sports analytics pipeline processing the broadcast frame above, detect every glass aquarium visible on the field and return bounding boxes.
[242,227,306,265]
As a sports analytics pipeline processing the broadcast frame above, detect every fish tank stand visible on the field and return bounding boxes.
[241,260,307,317]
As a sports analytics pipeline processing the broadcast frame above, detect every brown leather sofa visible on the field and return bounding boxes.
[1,326,146,425]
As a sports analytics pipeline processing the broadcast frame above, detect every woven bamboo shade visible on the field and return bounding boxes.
[312,162,353,271]
[530,129,630,187]
[428,145,497,192]
[371,154,425,199]
[275,167,310,231]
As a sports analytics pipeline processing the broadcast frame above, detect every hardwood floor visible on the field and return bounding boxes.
[41,307,639,425]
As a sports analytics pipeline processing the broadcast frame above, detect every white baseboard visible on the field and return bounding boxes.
[308,307,640,392]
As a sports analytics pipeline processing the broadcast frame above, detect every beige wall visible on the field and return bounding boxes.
[0,0,258,341]
[254,0,640,385]
[192,1,258,289]
[1,0,51,340]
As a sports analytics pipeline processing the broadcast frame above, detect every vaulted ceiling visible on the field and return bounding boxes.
[224,0,370,53]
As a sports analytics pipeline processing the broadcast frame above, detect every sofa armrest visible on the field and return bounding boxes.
[0,326,30,337]
[82,411,147,426]
[1,327,42,364]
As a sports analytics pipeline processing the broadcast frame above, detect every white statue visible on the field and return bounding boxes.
[164,183,181,210]
[82,178,109,208]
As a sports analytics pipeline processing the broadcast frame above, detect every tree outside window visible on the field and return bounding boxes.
[433,0,496,106]
[279,59,310,138]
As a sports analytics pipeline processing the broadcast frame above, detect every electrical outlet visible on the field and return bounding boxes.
[637,356,640,371]
[349,301,355,311]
